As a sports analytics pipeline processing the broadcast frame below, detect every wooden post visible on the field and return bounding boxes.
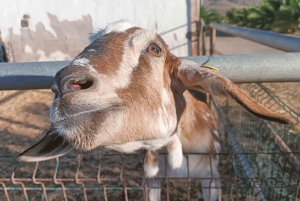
[199,19,203,55]
[210,28,216,55]
[190,0,200,56]
[200,18,206,55]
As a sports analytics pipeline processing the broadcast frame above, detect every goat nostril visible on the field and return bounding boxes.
[70,80,93,91]
[71,83,82,90]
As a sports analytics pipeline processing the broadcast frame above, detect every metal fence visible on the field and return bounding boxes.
[1,23,300,201]
[204,23,300,200]
[211,83,300,201]
[1,83,299,201]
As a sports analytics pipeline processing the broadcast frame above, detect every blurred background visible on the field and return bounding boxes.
[1,0,190,62]
[3,0,298,63]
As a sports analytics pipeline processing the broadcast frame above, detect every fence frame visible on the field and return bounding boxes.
[0,52,300,90]
[209,22,300,53]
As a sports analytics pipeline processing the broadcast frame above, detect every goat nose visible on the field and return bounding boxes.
[54,67,94,95]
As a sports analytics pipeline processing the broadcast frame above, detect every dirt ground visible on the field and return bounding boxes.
[0,89,53,155]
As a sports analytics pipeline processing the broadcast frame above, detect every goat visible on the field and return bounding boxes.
[18,21,289,201]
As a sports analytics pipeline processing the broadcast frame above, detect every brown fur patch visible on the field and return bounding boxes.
[76,27,141,76]
[177,63,289,124]
[145,150,158,165]
[179,91,219,156]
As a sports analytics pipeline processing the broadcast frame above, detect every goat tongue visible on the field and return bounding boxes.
[17,128,73,162]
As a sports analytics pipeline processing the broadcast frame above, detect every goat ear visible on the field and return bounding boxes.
[175,59,290,124]
[17,128,73,162]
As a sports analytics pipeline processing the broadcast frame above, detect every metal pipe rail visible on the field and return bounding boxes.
[186,53,300,83]
[0,61,69,90]
[209,23,300,52]
[0,52,300,90]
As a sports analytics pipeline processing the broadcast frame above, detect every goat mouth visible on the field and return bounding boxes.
[52,103,123,124]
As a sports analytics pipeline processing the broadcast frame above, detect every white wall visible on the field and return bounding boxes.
[1,0,191,62]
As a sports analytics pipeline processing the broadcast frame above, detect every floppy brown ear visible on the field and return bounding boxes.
[17,128,73,162]
[175,59,290,124]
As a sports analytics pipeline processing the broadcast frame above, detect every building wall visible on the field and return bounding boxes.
[1,0,191,62]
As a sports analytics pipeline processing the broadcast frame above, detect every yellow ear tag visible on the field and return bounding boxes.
[201,65,219,72]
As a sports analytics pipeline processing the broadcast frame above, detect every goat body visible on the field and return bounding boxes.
[18,21,289,201]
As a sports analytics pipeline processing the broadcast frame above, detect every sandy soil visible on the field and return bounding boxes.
[0,89,53,155]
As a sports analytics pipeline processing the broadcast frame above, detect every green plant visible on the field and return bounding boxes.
[272,0,300,34]
[225,0,300,35]
[200,6,225,25]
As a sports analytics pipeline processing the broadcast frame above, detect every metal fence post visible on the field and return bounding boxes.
[210,28,216,55]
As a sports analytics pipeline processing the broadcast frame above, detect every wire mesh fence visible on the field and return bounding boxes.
[0,83,299,201]
[210,83,300,201]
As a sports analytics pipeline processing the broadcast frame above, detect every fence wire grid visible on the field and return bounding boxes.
[0,83,299,201]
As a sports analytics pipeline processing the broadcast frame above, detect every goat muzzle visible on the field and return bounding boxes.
[52,66,95,96]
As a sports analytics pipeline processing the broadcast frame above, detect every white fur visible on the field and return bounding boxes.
[107,29,157,89]
[167,135,184,169]
[146,153,220,201]
[89,20,134,43]
[214,141,220,152]
[104,20,133,35]
[161,88,171,105]
[71,57,97,72]
[213,130,219,138]
[144,161,159,178]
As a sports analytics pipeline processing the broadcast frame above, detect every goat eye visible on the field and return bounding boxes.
[147,43,162,57]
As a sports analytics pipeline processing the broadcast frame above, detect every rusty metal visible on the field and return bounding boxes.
[32,162,48,201]
[11,170,29,201]
[75,155,88,201]
[1,157,298,200]
[0,182,10,201]
[53,158,68,200]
